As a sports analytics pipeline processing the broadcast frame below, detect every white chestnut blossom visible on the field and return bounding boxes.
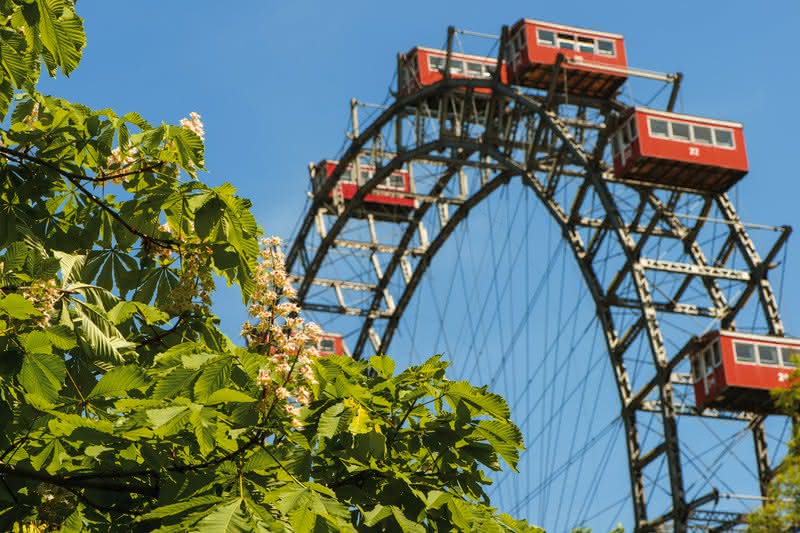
[243,237,323,430]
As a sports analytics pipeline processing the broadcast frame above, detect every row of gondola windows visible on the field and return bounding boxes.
[536,29,616,57]
[648,118,735,149]
[339,167,406,189]
[734,341,799,367]
[428,55,495,79]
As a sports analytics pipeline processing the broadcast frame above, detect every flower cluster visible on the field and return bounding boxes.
[105,146,139,184]
[145,239,174,263]
[22,279,61,327]
[22,102,39,128]
[180,112,205,141]
[162,246,215,316]
[243,237,322,430]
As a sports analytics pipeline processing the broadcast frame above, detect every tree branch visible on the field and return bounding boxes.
[0,146,178,248]
[0,463,158,498]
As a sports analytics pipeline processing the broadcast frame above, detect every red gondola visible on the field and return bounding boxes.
[317,332,345,357]
[506,18,628,99]
[398,46,507,97]
[312,160,415,219]
[609,108,748,192]
[690,330,800,414]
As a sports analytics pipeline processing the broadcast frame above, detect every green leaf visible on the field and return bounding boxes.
[153,368,196,400]
[391,506,426,533]
[370,355,395,378]
[72,298,133,362]
[21,330,52,354]
[54,250,86,285]
[447,498,474,531]
[138,495,223,521]
[348,406,372,435]
[193,356,232,402]
[2,241,28,271]
[316,403,346,439]
[194,499,247,532]
[147,405,190,430]
[87,365,149,399]
[34,0,85,75]
[475,419,524,472]
[363,504,393,527]
[0,293,41,319]
[191,407,216,457]
[44,324,77,350]
[445,381,511,420]
[206,388,256,404]
[19,350,65,403]
[108,300,169,325]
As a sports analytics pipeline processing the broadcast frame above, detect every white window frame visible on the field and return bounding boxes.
[713,128,736,149]
[319,338,336,353]
[537,28,555,47]
[670,121,691,142]
[712,340,722,367]
[703,347,715,376]
[692,125,714,145]
[757,343,780,366]
[466,61,483,79]
[627,117,638,140]
[428,55,445,73]
[691,355,704,384]
[576,35,595,54]
[597,38,616,57]
[449,59,464,75]
[557,33,575,51]
[648,117,670,138]
[733,341,757,365]
[781,347,799,368]
[379,173,407,191]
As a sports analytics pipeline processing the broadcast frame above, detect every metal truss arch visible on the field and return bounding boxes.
[287,77,791,532]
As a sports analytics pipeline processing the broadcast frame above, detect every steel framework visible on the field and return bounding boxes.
[285,30,792,532]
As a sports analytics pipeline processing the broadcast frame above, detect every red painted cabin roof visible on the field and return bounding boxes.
[398,46,506,97]
[610,107,748,193]
[506,18,628,99]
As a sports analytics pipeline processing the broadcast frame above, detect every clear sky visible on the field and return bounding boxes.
[40,1,800,530]
[43,1,800,335]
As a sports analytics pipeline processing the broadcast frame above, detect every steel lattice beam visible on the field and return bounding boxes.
[287,77,789,533]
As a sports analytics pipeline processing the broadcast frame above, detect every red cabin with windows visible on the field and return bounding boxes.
[690,330,800,414]
[609,108,748,192]
[312,160,415,220]
[398,46,507,97]
[317,332,345,357]
[506,19,628,99]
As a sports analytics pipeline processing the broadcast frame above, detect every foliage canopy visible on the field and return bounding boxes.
[0,2,536,531]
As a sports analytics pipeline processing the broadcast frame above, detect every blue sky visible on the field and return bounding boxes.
[40,2,800,530]
[43,1,800,335]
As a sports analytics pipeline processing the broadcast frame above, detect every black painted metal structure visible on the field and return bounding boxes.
[285,28,791,532]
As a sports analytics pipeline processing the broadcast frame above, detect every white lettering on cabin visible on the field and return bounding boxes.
[779,372,790,383]
[689,147,700,157]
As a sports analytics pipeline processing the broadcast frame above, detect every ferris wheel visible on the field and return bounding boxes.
[285,19,794,533]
